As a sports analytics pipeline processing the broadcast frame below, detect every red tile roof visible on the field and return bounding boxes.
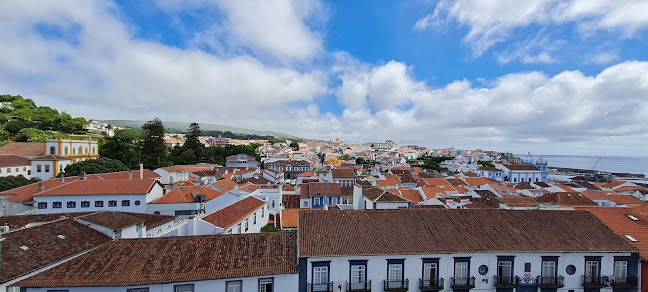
[0,142,44,158]
[535,192,598,207]
[502,164,540,171]
[1,218,111,283]
[210,179,238,192]
[298,209,638,257]
[363,187,409,203]
[152,185,224,204]
[33,179,160,197]
[0,154,31,167]
[331,168,355,178]
[76,211,145,230]
[394,189,423,204]
[578,206,648,259]
[200,197,266,229]
[308,182,341,196]
[16,232,298,287]
[463,177,490,186]
[1,179,71,202]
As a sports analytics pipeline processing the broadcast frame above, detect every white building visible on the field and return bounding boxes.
[297,209,640,292]
[225,154,259,169]
[30,155,71,180]
[195,196,268,235]
[32,179,164,214]
[0,154,31,178]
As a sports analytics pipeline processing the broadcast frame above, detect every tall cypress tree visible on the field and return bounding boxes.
[140,118,168,169]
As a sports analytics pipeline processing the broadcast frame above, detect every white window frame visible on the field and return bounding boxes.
[586,260,600,278]
[174,284,194,292]
[455,262,469,279]
[313,266,329,284]
[542,261,556,277]
[226,280,242,292]
[614,261,628,278]
[259,278,273,292]
[423,262,438,281]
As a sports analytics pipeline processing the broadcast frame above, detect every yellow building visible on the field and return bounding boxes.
[44,138,99,163]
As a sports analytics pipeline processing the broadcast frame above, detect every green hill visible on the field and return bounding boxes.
[105,120,306,140]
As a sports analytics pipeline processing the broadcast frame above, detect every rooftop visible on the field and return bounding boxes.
[200,197,266,229]
[16,232,298,287]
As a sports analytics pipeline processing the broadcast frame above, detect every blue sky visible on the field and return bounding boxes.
[1,0,648,156]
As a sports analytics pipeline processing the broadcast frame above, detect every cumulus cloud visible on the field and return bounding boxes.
[157,0,325,63]
[585,51,620,65]
[417,0,648,56]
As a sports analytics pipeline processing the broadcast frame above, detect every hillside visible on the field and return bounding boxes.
[105,120,305,140]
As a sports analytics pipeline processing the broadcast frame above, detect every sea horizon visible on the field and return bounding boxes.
[515,154,648,175]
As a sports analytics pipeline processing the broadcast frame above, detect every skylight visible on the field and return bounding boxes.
[627,215,640,222]
[20,245,29,251]
[625,235,639,242]
[58,235,66,239]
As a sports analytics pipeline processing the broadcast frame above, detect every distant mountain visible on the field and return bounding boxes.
[104,120,306,140]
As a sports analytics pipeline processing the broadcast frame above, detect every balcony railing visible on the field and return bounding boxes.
[610,276,638,288]
[581,276,609,288]
[383,279,409,291]
[419,278,444,291]
[450,277,476,289]
[347,280,372,292]
[309,282,334,292]
[536,276,565,288]
[493,276,520,287]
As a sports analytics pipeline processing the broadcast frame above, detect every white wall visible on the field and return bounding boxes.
[25,273,299,292]
[204,193,239,214]
[305,251,635,292]
[146,202,200,216]
[34,194,148,214]
[0,165,31,178]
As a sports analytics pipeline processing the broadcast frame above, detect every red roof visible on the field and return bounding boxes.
[33,179,160,197]
[152,185,224,204]
[201,197,266,229]
[210,179,238,192]
[578,206,648,259]
[16,232,298,287]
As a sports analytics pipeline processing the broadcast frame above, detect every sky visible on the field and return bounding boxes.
[1,0,648,156]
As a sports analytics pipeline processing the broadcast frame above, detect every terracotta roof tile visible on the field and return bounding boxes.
[463,177,490,186]
[210,179,239,192]
[0,154,31,167]
[535,192,598,207]
[502,164,540,171]
[363,187,409,203]
[308,182,341,196]
[200,197,266,229]
[153,185,224,204]
[0,142,44,158]
[578,206,648,259]
[1,219,111,283]
[331,168,355,178]
[33,179,160,197]
[298,209,638,257]
[16,232,298,287]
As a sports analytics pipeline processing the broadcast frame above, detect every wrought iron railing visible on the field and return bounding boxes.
[493,276,520,287]
[309,282,334,292]
[383,279,409,291]
[581,276,609,287]
[450,277,476,289]
[419,278,444,290]
[347,280,372,291]
[536,276,565,288]
[610,276,638,288]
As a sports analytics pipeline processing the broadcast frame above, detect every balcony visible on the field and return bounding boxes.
[581,276,609,288]
[309,282,334,292]
[493,276,520,288]
[450,277,476,289]
[347,280,372,292]
[536,276,565,288]
[383,279,409,291]
[419,278,444,291]
[610,276,638,288]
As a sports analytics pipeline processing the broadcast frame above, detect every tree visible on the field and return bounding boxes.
[0,176,40,192]
[268,138,286,145]
[180,122,204,162]
[260,225,279,232]
[15,128,48,142]
[477,160,495,168]
[289,141,299,150]
[63,157,130,176]
[100,129,144,168]
[140,118,169,169]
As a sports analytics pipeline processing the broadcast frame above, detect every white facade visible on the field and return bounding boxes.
[30,158,71,181]
[75,218,140,239]
[25,274,298,292]
[302,251,637,292]
[34,194,148,214]
[153,169,189,184]
[44,139,100,163]
[0,165,30,178]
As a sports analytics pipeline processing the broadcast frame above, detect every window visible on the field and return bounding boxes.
[259,278,273,292]
[92,147,96,154]
[53,202,62,208]
[127,288,149,292]
[226,280,242,292]
[122,200,130,206]
[109,200,117,207]
[44,165,50,172]
[423,262,438,282]
[36,165,41,173]
[237,223,241,233]
[134,200,141,206]
[542,260,556,278]
[78,146,83,155]
[253,213,257,225]
[262,207,265,217]
[81,201,90,208]
[174,284,194,292]
[331,197,338,205]
[454,257,470,286]
[67,201,76,208]
[38,202,47,209]
[387,259,405,288]
[524,262,531,273]
[50,146,56,154]
[64,147,68,155]
[245,218,249,231]
[614,261,628,278]
[95,201,104,207]
[312,262,330,291]
[272,200,276,208]
[585,260,600,279]
[498,261,512,277]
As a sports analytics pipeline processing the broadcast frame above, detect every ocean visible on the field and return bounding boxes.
[515,154,648,175]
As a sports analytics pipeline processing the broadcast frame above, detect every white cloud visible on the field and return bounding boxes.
[417,0,648,56]
[585,51,620,65]
[157,0,325,63]
[495,32,564,64]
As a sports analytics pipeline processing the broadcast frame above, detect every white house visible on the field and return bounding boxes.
[353,186,411,210]
[0,154,31,178]
[147,185,237,217]
[195,196,268,235]
[297,209,640,292]
[226,154,259,169]
[30,155,72,180]
[331,168,356,187]
[32,179,164,214]
[15,232,299,292]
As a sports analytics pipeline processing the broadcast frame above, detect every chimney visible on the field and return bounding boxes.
[38,182,44,193]
[129,170,133,180]
[140,164,144,180]
[79,170,86,180]
[59,173,65,183]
